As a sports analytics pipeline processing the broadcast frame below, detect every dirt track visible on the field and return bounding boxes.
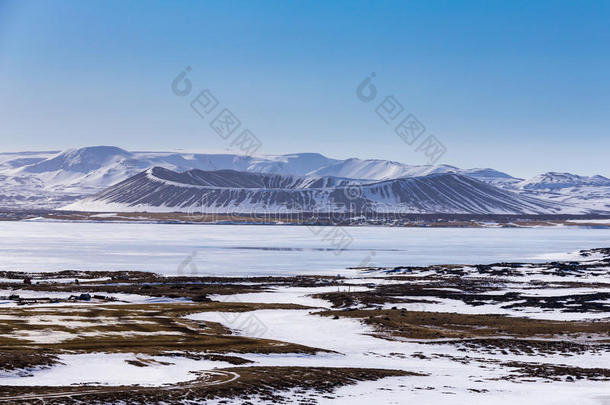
[0,370,240,402]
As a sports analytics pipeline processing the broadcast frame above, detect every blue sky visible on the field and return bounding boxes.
[0,0,608,177]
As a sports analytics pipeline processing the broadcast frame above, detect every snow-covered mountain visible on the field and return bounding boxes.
[0,146,608,213]
[503,172,610,213]
[0,147,342,208]
[305,158,519,186]
[2,146,341,192]
[306,158,458,179]
[62,167,566,215]
[517,172,610,190]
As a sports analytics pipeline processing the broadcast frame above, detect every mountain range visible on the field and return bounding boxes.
[63,167,562,215]
[1,146,609,214]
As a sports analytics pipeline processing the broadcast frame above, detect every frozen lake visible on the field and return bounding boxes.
[0,222,608,276]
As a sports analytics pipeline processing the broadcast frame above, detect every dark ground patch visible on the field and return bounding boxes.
[0,351,61,375]
[0,367,418,404]
[317,308,610,340]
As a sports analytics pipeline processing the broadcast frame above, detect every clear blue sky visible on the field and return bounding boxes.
[1,0,608,177]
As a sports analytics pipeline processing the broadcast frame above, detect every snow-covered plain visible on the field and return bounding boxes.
[0,222,608,275]
[1,249,609,403]
[0,353,231,386]
[188,307,610,405]
[5,280,608,402]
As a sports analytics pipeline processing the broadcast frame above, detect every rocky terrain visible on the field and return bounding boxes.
[0,248,608,404]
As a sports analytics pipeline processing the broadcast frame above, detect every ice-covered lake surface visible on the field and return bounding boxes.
[0,222,608,275]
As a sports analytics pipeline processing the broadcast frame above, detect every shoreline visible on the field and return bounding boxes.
[3,209,610,228]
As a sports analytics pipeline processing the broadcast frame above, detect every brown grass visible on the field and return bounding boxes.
[318,309,610,340]
[0,302,324,357]
[0,366,420,404]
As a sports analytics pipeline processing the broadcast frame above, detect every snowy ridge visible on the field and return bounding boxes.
[63,167,571,215]
[307,158,518,185]
[517,172,610,190]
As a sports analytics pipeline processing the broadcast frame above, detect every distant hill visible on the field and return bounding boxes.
[62,167,569,215]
